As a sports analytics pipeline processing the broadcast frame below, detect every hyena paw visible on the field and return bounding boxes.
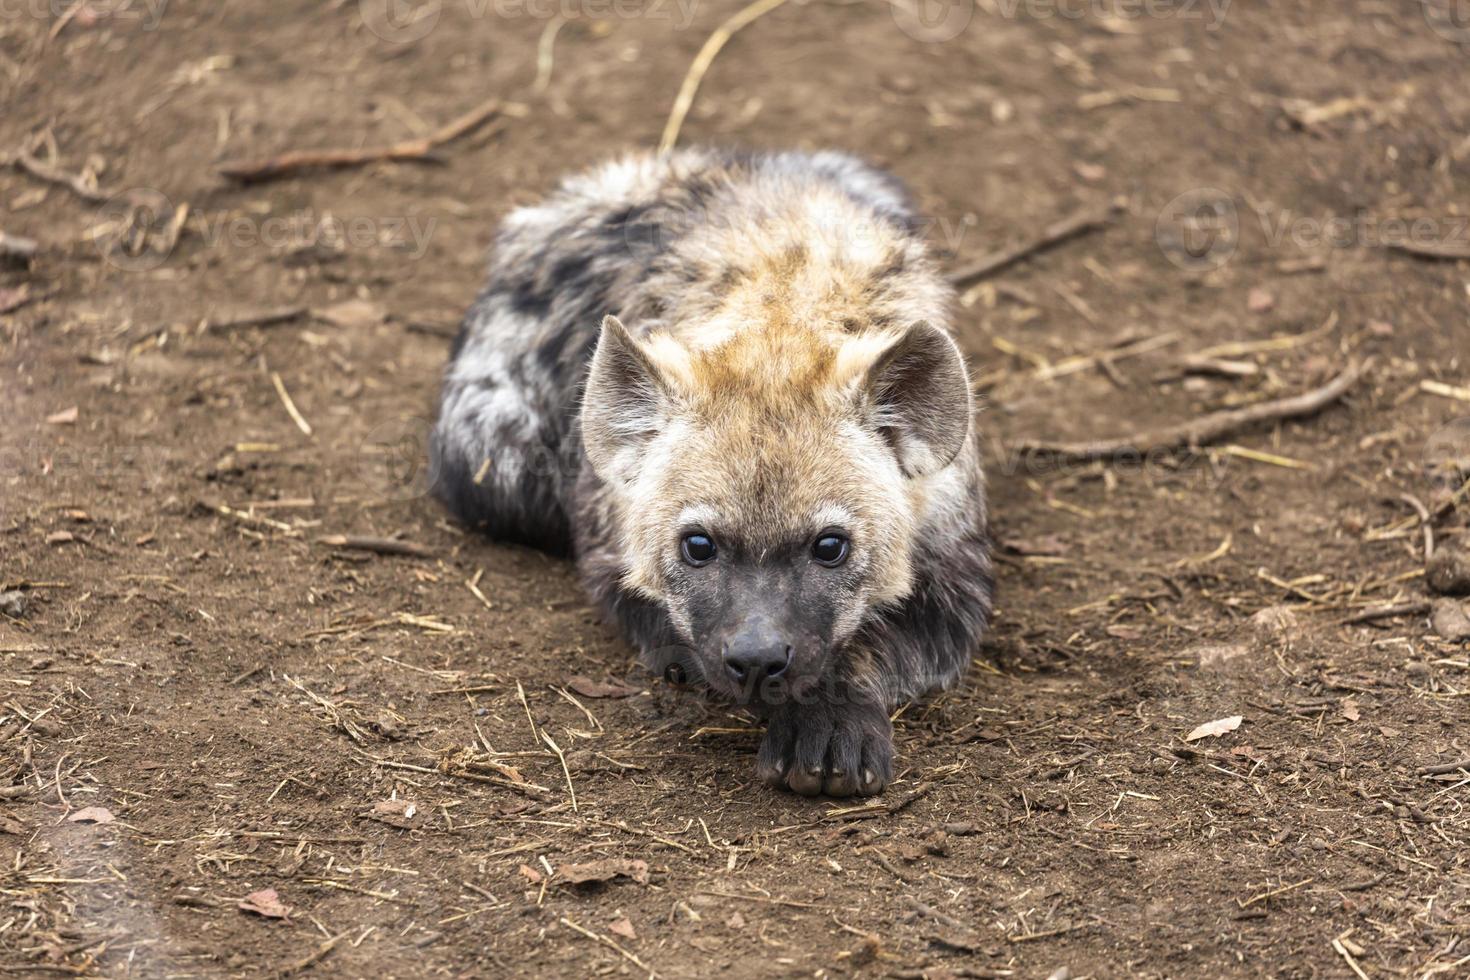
[756,701,893,798]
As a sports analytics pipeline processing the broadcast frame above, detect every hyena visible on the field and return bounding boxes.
[431,148,992,797]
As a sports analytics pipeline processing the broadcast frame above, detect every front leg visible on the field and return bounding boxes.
[756,694,894,797]
[754,647,895,797]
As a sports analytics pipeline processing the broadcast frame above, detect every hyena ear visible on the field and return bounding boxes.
[582,315,673,482]
[865,321,972,477]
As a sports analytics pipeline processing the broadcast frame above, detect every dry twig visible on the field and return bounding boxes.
[950,200,1123,287]
[316,535,435,558]
[218,97,501,183]
[1017,359,1371,463]
[658,0,792,155]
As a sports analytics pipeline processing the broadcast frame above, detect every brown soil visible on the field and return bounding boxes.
[3,1,1469,977]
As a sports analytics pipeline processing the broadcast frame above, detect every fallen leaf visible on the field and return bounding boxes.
[316,299,387,330]
[1184,715,1243,741]
[365,798,422,829]
[608,917,637,941]
[239,888,291,919]
[559,858,649,886]
[567,676,641,699]
[727,911,747,930]
[518,864,543,885]
[1105,625,1143,641]
[1340,698,1361,722]
[67,807,114,824]
[46,406,79,425]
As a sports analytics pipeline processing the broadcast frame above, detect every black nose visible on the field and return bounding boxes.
[723,639,792,683]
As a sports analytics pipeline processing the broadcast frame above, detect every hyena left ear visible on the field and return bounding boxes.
[582,315,674,482]
[865,321,972,477]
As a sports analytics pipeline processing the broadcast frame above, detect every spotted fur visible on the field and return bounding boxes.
[432,148,992,796]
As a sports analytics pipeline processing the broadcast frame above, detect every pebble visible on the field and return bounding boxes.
[1428,547,1470,596]
[0,591,27,620]
[1431,600,1470,642]
[1250,605,1299,634]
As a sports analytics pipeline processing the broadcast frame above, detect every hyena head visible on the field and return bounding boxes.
[581,314,972,702]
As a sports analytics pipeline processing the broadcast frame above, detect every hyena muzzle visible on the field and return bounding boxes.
[431,147,993,797]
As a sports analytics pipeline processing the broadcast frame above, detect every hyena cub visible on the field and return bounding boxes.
[432,148,992,797]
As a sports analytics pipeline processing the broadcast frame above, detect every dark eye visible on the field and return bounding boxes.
[681,533,717,566]
[812,534,849,567]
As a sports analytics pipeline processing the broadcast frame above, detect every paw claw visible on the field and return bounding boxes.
[756,702,893,799]
[788,766,824,796]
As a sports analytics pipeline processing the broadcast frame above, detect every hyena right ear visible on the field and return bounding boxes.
[581,315,674,482]
[865,321,972,478]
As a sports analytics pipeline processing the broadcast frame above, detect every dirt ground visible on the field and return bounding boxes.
[3,0,1470,976]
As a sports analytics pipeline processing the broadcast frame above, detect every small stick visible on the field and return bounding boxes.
[11,150,127,205]
[586,818,697,854]
[695,889,831,910]
[1338,601,1431,626]
[270,372,313,437]
[532,16,567,94]
[658,0,792,155]
[466,571,495,611]
[53,751,70,810]
[316,535,434,558]
[516,680,540,742]
[279,934,343,975]
[1387,240,1470,262]
[1331,937,1371,980]
[206,306,307,331]
[1017,359,1371,463]
[1398,493,1435,562]
[1421,379,1470,404]
[1007,923,1087,943]
[0,230,38,263]
[542,732,578,813]
[1417,758,1470,776]
[218,97,501,184]
[1237,877,1312,908]
[950,200,1123,287]
[560,917,658,977]
[902,895,972,934]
